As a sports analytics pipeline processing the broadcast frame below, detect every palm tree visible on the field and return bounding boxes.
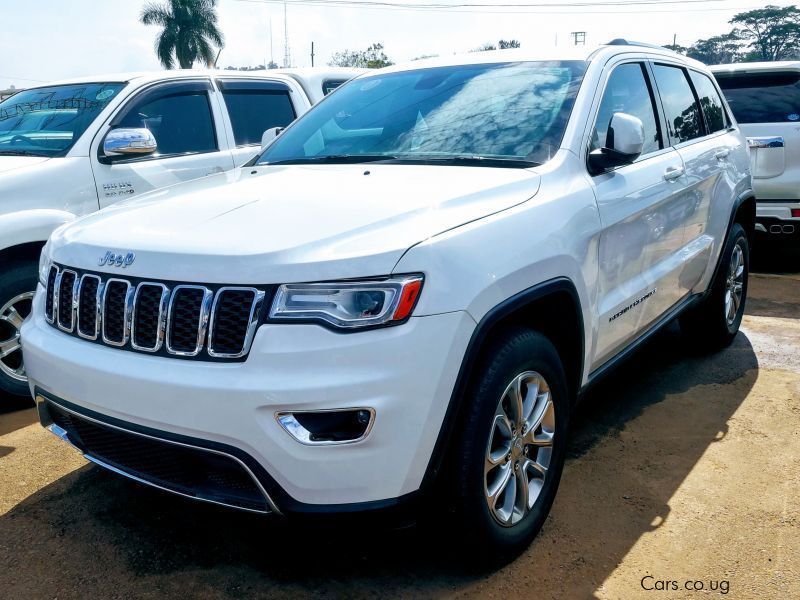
[140,0,224,69]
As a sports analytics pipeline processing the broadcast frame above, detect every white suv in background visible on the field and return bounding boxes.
[0,67,361,398]
[22,41,753,561]
[712,62,800,246]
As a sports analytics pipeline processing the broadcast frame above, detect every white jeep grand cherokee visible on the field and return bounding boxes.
[22,41,753,559]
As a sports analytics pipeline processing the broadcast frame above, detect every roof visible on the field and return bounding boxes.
[32,67,364,89]
[710,61,800,73]
[363,42,704,76]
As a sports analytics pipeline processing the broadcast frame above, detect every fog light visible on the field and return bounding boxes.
[276,408,375,445]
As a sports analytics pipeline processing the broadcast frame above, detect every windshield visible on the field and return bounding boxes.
[256,61,587,167]
[0,82,126,157]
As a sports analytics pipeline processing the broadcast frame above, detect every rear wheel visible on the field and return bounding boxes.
[680,223,749,350]
[449,329,569,564]
[0,260,37,401]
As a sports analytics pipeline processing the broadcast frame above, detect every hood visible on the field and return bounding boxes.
[0,155,50,174]
[51,163,540,283]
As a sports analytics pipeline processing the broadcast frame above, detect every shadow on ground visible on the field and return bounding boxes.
[0,314,760,598]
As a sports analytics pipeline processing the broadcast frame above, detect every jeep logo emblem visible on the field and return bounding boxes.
[99,251,135,268]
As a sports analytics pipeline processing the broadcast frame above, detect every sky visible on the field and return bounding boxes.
[1,0,797,90]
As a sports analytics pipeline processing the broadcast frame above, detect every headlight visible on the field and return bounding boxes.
[269,274,424,330]
[38,244,52,287]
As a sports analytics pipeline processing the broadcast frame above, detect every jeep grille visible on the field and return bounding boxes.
[44,263,269,361]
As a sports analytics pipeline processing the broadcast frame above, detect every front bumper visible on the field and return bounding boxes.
[22,286,475,512]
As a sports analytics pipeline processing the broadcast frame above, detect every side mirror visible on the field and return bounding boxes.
[261,127,283,151]
[588,112,645,175]
[103,128,157,159]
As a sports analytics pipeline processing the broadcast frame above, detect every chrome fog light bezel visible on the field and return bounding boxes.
[275,408,376,446]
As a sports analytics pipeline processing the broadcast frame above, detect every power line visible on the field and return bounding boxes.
[230,0,762,15]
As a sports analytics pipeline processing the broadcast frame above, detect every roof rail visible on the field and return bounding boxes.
[606,38,672,51]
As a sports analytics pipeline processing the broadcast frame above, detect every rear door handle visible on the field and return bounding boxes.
[663,166,685,181]
[714,149,730,160]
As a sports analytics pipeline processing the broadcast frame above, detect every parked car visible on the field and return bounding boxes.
[711,62,800,246]
[22,41,754,561]
[0,67,362,398]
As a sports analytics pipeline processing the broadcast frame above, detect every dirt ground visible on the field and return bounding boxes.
[1,252,798,599]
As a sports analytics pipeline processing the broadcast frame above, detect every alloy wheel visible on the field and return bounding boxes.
[484,370,555,527]
[724,242,745,326]
[0,291,34,383]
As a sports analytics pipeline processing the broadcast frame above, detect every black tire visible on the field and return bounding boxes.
[0,259,38,401]
[450,328,569,565]
[680,223,749,351]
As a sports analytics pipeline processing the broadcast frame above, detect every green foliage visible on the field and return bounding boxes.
[471,40,521,53]
[730,5,800,60]
[687,32,743,65]
[140,0,224,69]
[329,43,393,69]
[498,39,521,49]
[680,4,800,64]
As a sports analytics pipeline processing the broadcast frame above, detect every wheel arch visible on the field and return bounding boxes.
[0,209,77,260]
[420,277,585,492]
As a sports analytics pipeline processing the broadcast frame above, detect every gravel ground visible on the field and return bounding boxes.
[1,253,798,599]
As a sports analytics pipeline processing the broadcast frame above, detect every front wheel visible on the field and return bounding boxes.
[0,259,37,401]
[680,223,749,350]
[449,329,569,564]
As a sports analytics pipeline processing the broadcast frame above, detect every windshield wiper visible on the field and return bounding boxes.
[402,156,540,168]
[0,149,49,157]
[264,154,400,166]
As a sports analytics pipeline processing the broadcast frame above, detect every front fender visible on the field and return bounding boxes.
[0,209,77,253]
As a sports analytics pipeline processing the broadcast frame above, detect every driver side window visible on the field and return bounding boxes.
[591,63,662,156]
[116,88,217,156]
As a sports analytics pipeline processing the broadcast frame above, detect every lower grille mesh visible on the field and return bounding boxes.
[46,401,269,512]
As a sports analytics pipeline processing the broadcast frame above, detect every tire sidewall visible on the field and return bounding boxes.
[721,225,749,336]
[458,330,569,558]
[0,260,38,398]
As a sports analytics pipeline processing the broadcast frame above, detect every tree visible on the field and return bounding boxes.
[472,39,521,52]
[140,0,224,69]
[662,43,688,54]
[687,32,743,65]
[498,39,521,49]
[329,43,393,69]
[730,5,800,61]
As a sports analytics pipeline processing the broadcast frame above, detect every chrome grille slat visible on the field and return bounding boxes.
[56,270,78,333]
[131,283,169,352]
[208,287,265,358]
[45,265,59,323]
[44,264,265,361]
[77,274,102,340]
[166,285,214,356]
[102,279,133,347]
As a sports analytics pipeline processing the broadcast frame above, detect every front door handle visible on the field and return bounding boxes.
[663,166,685,181]
[714,149,730,160]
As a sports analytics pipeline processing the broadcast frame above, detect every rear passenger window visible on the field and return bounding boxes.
[219,82,296,146]
[715,71,800,123]
[690,71,727,133]
[117,91,217,155]
[591,63,662,155]
[653,64,703,144]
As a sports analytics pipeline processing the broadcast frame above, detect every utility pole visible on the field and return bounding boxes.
[311,42,315,67]
[283,0,290,68]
